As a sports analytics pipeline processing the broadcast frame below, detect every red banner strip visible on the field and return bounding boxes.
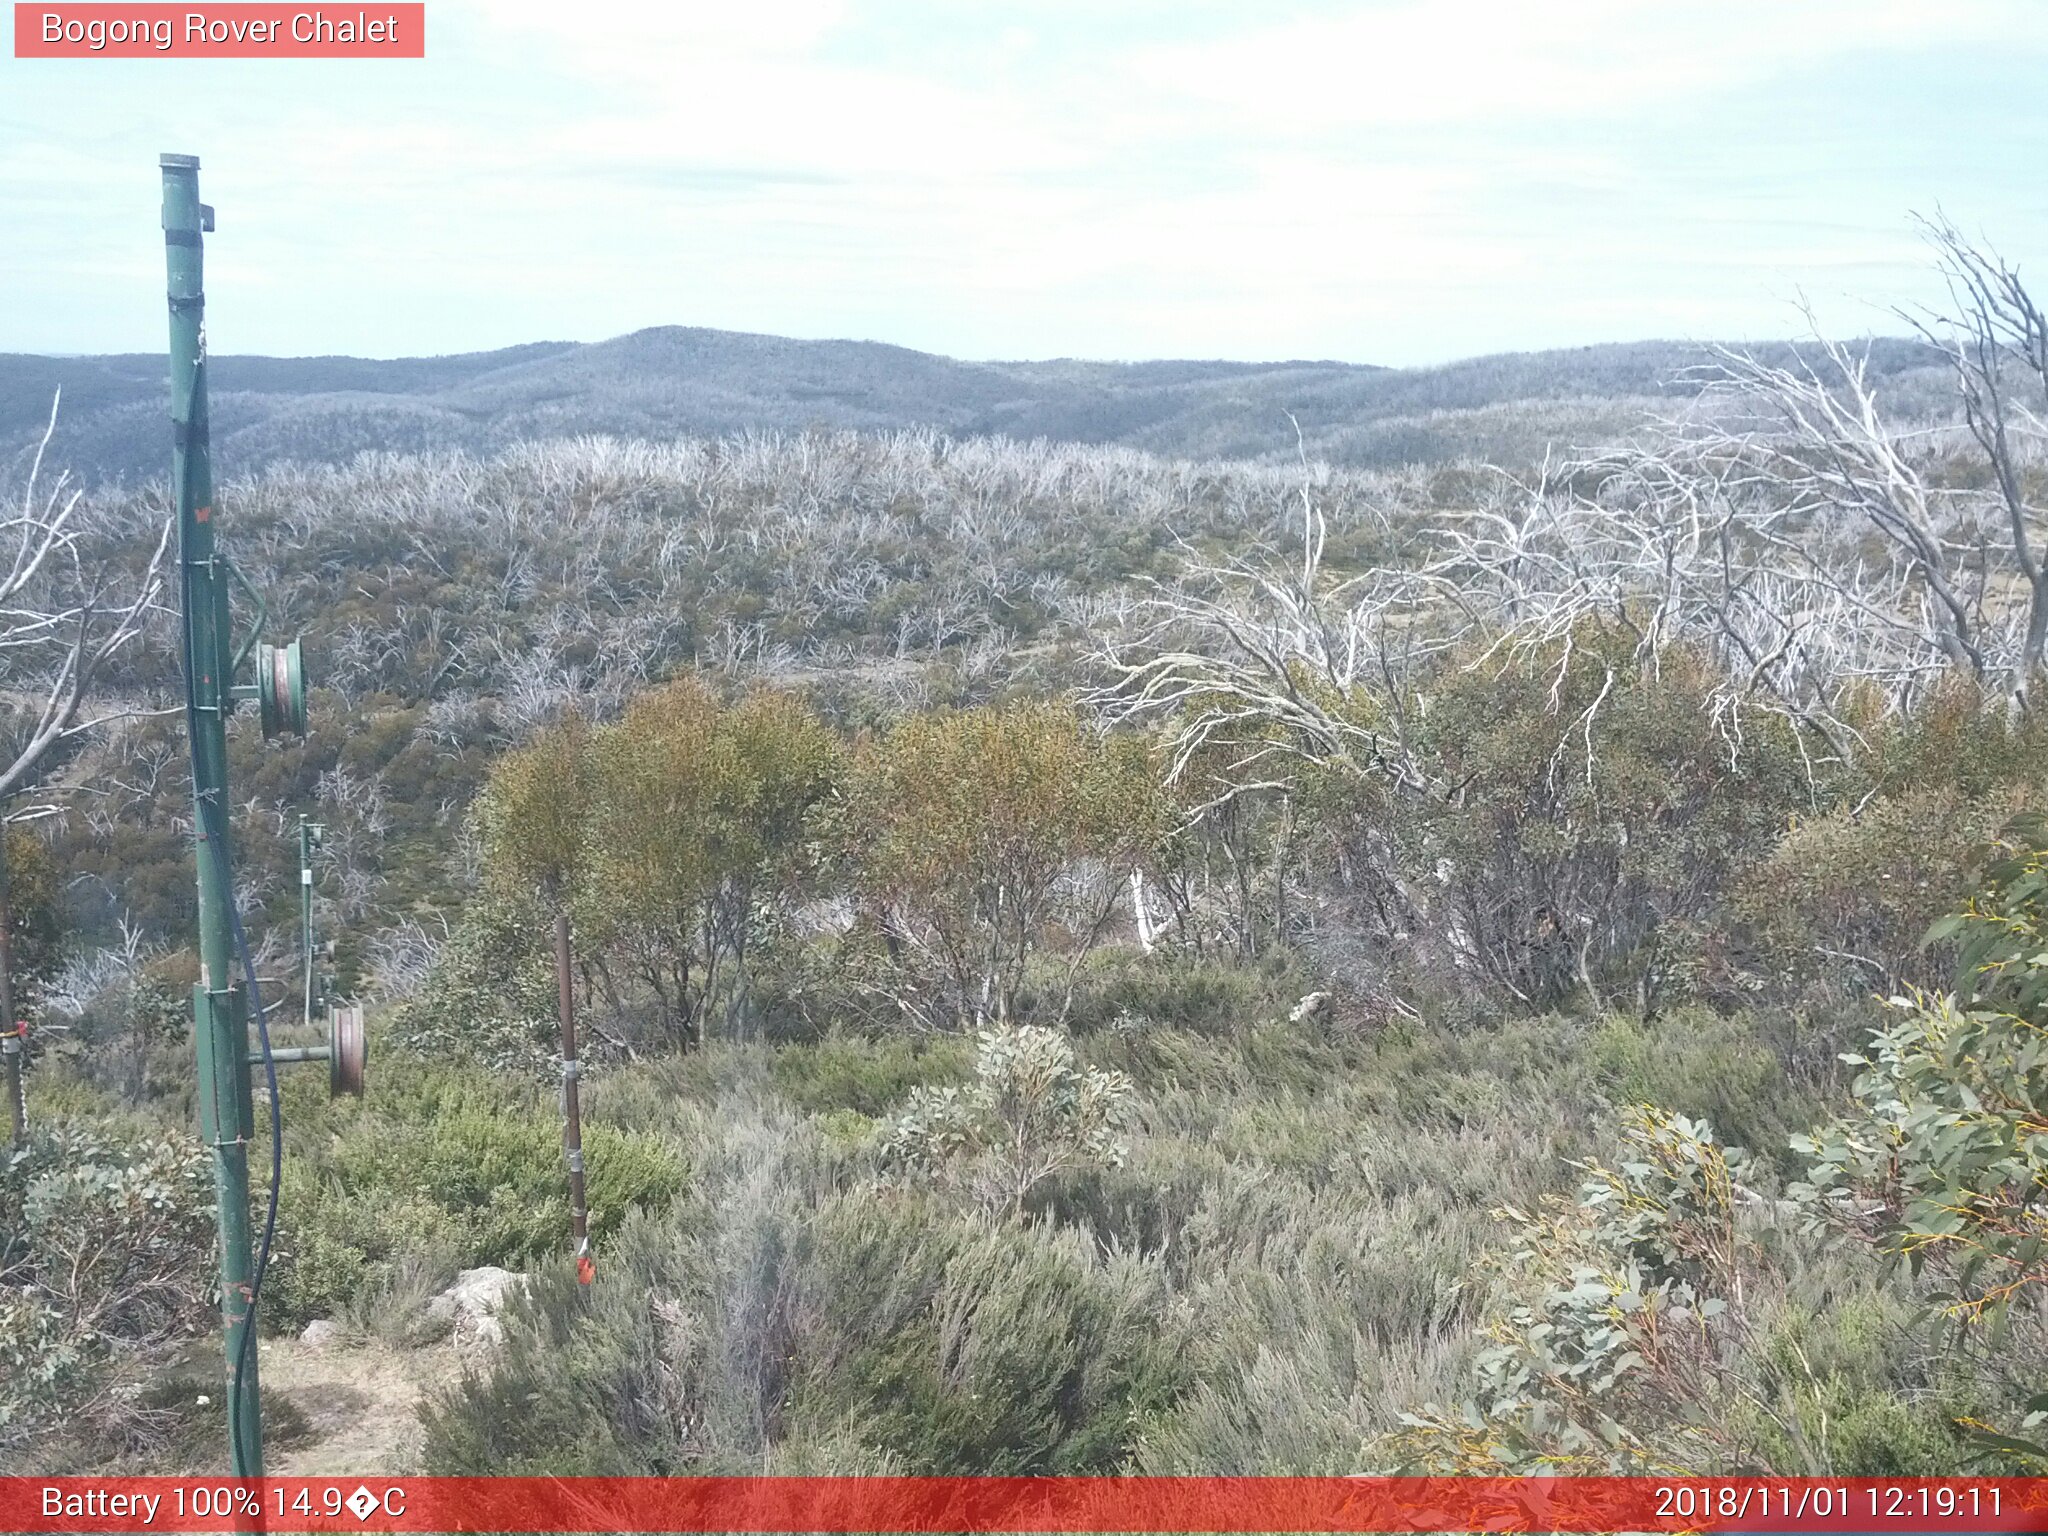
[4,1477,2047,1533]
[13,4,424,58]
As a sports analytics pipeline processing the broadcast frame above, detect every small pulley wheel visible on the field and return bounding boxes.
[328,1003,366,1097]
[255,637,309,740]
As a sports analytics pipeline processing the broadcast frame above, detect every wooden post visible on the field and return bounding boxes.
[554,909,590,1277]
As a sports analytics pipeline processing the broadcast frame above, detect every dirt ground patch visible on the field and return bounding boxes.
[259,1334,462,1476]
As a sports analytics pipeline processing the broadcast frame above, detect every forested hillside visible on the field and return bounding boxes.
[3,236,2044,1480]
[1,329,1951,485]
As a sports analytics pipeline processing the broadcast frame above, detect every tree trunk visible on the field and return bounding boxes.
[0,825,22,1148]
[2018,572,2048,708]
[1270,794,1295,951]
[555,910,590,1270]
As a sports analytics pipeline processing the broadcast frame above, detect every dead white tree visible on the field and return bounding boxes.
[1089,234,2048,989]
[1901,213,2048,700]
[1695,328,1993,699]
[0,395,172,797]
[1091,514,1460,815]
[1411,439,1917,779]
[2,393,172,1144]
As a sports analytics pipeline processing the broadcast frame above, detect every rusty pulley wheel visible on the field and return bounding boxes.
[255,637,308,740]
[328,1003,366,1098]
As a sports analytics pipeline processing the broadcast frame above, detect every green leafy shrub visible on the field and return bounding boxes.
[844,702,1167,1030]
[1792,817,2048,1340]
[1734,784,2026,992]
[1349,631,1810,1015]
[43,951,190,1108]
[0,1284,86,1445]
[1590,1008,1824,1169]
[1127,1148,1491,1473]
[1860,674,2048,805]
[569,681,844,1049]
[768,1033,972,1116]
[885,1026,1135,1217]
[423,1091,1190,1477]
[795,1205,1189,1473]
[1733,679,2048,994]
[4,1125,216,1344]
[265,1177,457,1334]
[387,888,559,1077]
[419,1251,660,1475]
[1390,1108,1751,1472]
[3,828,65,1016]
[0,1124,216,1447]
[1737,1282,1996,1476]
[1059,949,1305,1038]
[1793,990,2048,1323]
[269,1057,685,1327]
[1386,879,2047,1482]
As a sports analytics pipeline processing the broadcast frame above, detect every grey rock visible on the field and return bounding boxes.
[428,1265,528,1356]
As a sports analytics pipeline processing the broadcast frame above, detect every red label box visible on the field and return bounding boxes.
[14,3,425,56]
[4,1476,2048,1533]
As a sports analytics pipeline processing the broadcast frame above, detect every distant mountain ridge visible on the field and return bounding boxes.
[0,325,1950,484]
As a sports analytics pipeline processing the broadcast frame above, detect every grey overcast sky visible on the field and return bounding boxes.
[3,0,2046,366]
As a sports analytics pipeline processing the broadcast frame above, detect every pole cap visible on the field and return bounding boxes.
[159,153,201,169]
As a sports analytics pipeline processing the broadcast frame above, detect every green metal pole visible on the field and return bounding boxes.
[163,151,264,1478]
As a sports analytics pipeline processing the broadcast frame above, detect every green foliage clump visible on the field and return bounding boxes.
[1391,1107,1749,1473]
[0,1282,87,1444]
[1793,992,2048,1323]
[768,1032,972,1116]
[1735,681,2048,993]
[1792,819,2048,1328]
[422,1101,1189,1478]
[1359,630,1811,1014]
[1735,785,2025,992]
[269,1056,685,1328]
[468,680,843,1051]
[884,1025,1135,1217]
[387,888,558,1077]
[1387,1095,2020,1479]
[1738,1284,1995,1476]
[473,709,593,903]
[845,702,1167,1030]
[798,1204,1187,1473]
[1389,833,2048,1482]
[3,828,64,1016]
[1861,674,2048,803]
[43,952,191,1108]
[1590,1008,1823,1169]
[1060,948,1306,1038]
[0,1123,216,1447]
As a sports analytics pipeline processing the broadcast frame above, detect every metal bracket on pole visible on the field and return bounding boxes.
[226,559,268,674]
[245,1005,364,1099]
